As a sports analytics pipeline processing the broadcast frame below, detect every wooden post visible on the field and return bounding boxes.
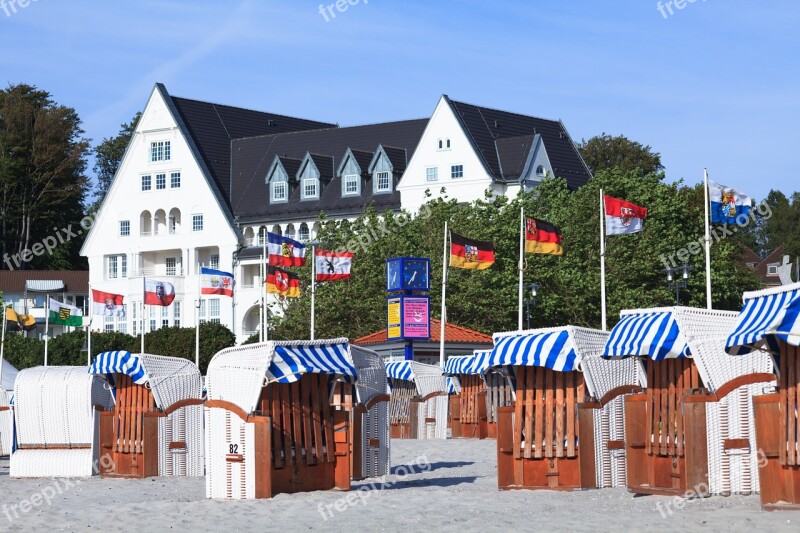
[333,410,351,490]
[682,396,709,493]
[497,406,515,489]
[577,403,598,489]
[251,415,273,499]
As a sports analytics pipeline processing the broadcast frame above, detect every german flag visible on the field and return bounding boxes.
[266,266,301,298]
[450,232,495,270]
[525,217,563,256]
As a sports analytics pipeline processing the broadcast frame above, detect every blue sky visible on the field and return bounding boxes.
[1,0,797,200]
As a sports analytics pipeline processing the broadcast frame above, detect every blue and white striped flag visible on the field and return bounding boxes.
[709,180,752,224]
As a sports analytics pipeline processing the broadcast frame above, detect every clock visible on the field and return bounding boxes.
[386,259,403,292]
[403,259,430,291]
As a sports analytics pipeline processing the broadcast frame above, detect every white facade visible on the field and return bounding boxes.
[82,86,241,339]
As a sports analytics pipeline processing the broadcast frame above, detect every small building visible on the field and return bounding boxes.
[742,245,794,288]
[0,270,89,339]
[353,319,493,365]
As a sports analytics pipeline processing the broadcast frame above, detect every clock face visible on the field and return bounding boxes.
[403,260,429,290]
[387,260,402,291]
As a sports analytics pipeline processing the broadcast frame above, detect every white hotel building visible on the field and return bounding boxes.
[81,85,591,342]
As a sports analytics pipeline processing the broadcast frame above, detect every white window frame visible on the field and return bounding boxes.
[150,140,171,162]
[166,257,177,276]
[155,173,166,190]
[208,299,221,324]
[271,180,288,203]
[170,171,181,189]
[302,177,319,199]
[426,167,438,182]
[767,264,779,276]
[106,254,127,280]
[451,165,464,179]
[299,225,310,242]
[141,174,152,191]
[375,171,392,193]
[192,214,204,232]
[210,254,220,270]
[343,174,360,196]
[119,220,130,237]
[173,301,181,328]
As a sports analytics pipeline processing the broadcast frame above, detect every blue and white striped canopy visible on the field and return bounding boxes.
[385,360,414,382]
[488,328,579,372]
[602,311,687,361]
[89,351,148,385]
[268,343,357,384]
[443,351,492,376]
[726,286,800,355]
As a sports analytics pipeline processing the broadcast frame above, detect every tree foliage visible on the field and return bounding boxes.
[91,111,140,211]
[0,84,91,270]
[579,133,663,177]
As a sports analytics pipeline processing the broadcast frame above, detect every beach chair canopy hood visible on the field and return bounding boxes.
[489,326,607,373]
[725,283,800,355]
[384,360,447,397]
[207,339,357,415]
[446,376,460,394]
[602,307,739,361]
[89,351,202,410]
[2,359,18,392]
[443,350,492,376]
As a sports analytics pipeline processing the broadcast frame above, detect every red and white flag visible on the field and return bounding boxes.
[144,278,176,307]
[92,289,125,316]
[201,267,234,297]
[315,250,353,282]
[604,195,648,235]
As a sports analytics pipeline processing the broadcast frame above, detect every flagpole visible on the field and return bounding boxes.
[518,206,525,331]
[141,277,145,354]
[439,221,448,369]
[261,234,267,343]
[600,189,608,331]
[44,293,50,366]
[195,266,201,368]
[0,305,7,386]
[703,168,713,309]
[311,244,316,341]
[87,283,92,366]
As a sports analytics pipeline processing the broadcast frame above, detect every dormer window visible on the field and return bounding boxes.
[271,180,287,202]
[536,165,546,178]
[343,174,360,196]
[303,177,319,199]
[375,172,391,193]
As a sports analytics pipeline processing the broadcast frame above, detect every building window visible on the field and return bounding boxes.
[118,317,127,334]
[438,139,443,150]
[106,255,127,279]
[451,165,464,179]
[375,172,391,193]
[192,214,204,232]
[303,178,318,199]
[173,301,181,328]
[156,173,166,190]
[141,175,151,191]
[162,306,169,328]
[426,167,438,182]
[169,216,178,234]
[149,306,157,332]
[121,255,127,278]
[119,220,130,237]
[132,303,137,336]
[343,174,359,196]
[199,299,206,325]
[170,172,181,189]
[105,315,114,333]
[166,257,177,276]
[536,165,546,178]
[271,180,287,202]
[150,141,171,162]
[767,264,779,276]
[210,254,219,270]
[209,299,220,324]
[446,139,451,149]
[299,224,310,242]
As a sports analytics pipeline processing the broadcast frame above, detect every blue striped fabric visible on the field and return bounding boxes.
[444,351,493,376]
[446,376,459,394]
[88,351,148,385]
[268,342,357,384]
[488,329,578,372]
[726,287,800,355]
[385,361,415,381]
[602,312,687,361]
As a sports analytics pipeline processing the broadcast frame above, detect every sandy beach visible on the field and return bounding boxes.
[0,439,797,532]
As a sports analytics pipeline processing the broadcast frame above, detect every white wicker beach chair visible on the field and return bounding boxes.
[89,351,204,478]
[350,346,391,480]
[0,387,12,457]
[204,339,357,500]
[10,366,114,478]
[602,306,775,497]
[386,360,449,440]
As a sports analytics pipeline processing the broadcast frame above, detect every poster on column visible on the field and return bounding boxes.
[402,296,430,340]
[387,298,402,340]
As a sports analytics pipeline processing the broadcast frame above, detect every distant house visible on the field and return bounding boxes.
[742,245,792,288]
[0,270,89,338]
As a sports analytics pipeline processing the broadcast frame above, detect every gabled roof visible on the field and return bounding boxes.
[166,88,336,209]
[337,148,373,177]
[303,153,335,181]
[231,119,427,223]
[267,155,303,183]
[445,96,592,188]
[494,134,536,180]
[353,319,493,346]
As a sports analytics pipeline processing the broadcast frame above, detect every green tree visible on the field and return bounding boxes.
[91,111,140,211]
[760,190,800,260]
[579,133,663,176]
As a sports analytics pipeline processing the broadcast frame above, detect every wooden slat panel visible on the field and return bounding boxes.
[566,372,575,458]
[321,375,336,463]
[675,360,686,458]
[311,375,324,464]
[780,346,789,465]
[646,362,654,456]
[513,366,525,459]
[788,345,797,466]
[668,360,676,456]
[534,366,544,459]
[118,375,129,453]
[524,367,534,459]
[280,381,293,465]
[659,363,668,456]
[291,380,304,465]
[300,376,313,467]
[555,371,564,458]
[267,386,283,468]
[545,369,554,459]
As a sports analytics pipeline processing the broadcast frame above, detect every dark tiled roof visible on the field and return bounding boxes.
[446,97,592,189]
[0,270,89,294]
[167,89,336,209]
[494,134,535,179]
[379,145,409,173]
[231,119,428,223]
[308,153,335,181]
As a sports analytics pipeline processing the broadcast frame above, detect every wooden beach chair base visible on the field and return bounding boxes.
[450,378,489,439]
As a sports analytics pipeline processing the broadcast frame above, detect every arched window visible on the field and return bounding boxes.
[140,210,152,236]
[438,139,443,150]
[536,165,546,178]
[285,224,296,241]
[299,223,310,242]
[446,138,451,149]
[168,208,181,235]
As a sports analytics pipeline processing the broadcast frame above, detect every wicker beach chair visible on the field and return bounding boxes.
[725,283,800,510]
[0,360,17,457]
[204,339,357,499]
[89,351,204,478]
[490,326,635,490]
[348,346,391,480]
[444,351,492,439]
[10,366,114,478]
[386,360,449,440]
[603,306,775,497]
